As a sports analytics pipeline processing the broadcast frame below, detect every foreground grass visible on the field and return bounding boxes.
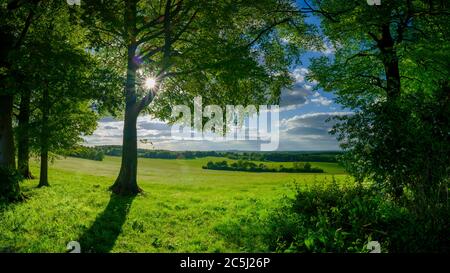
[0,156,347,253]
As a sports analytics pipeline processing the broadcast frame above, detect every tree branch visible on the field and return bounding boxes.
[171,8,198,45]
[356,73,386,90]
[245,17,291,49]
[14,8,35,49]
[345,51,377,65]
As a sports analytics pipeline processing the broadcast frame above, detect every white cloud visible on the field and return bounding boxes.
[83,111,349,151]
[280,67,322,111]
[291,67,309,83]
[311,96,333,106]
[273,111,353,150]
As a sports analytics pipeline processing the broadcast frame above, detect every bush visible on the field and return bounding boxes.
[264,181,449,253]
[203,160,324,173]
[333,87,450,206]
[65,146,104,161]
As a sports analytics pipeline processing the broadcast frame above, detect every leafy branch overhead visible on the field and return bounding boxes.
[79,0,311,115]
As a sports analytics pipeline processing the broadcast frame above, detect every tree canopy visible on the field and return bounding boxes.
[308,0,450,203]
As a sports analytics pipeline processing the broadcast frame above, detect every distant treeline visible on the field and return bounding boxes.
[64,146,105,161]
[94,145,341,163]
[202,160,324,173]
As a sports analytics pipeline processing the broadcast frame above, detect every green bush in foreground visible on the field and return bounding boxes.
[264,181,449,253]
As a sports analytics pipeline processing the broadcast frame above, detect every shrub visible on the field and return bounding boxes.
[203,160,324,173]
[65,146,104,161]
[263,181,449,253]
[333,87,450,206]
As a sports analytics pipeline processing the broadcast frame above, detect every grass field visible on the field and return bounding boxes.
[0,156,347,253]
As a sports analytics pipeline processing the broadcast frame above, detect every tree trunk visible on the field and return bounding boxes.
[110,105,140,195]
[38,144,48,187]
[0,95,16,168]
[379,25,401,100]
[0,94,21,200]
[378,25,403,199]
[38,87,49,187]
[17,88,34,179]
[110,0,141,195]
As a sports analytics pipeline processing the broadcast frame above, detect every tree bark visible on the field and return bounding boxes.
[0,95,15,168]
[110,51,141,194]
[38,144,48,187]
[110,104,140,195]
[378,25,403,199]
[379,25,401,100]
[17,88,34,179]
[110,0,141,195]
[38,87,49,187]
[0,94,21,200]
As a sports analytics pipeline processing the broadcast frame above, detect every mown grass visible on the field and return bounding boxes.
[0,156,347,253]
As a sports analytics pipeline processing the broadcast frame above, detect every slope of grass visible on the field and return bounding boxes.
[0,156,347,253]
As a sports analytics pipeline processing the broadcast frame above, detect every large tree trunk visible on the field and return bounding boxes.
[110,64,141,194]
[17,88,34,179]
[379,24,401,100]
[0,94,21,200]
[110,0,141,195]
[110,104,140,195]
[378,25,403,199]
[0,95,16,168]
[38,87,49,187]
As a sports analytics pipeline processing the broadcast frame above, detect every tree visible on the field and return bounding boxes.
[80,0,309,195]
[303,162,311,171]
[0,0,43,200]
[307,0,450,203]
[16,81,34,179]
[11,2,122,187]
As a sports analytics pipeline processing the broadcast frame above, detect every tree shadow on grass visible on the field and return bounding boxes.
[78,193,135,253]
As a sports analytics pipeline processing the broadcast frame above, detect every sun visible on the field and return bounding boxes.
[144,77,157,89]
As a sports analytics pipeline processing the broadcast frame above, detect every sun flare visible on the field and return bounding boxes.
[144,77,157,89]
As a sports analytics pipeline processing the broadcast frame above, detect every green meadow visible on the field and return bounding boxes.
[0,156,347,253]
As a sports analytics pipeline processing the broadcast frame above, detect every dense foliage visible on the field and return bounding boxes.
[202,160,324,173]
[265,182,450,253]
[65,146,105,161]
[308,0,450,213]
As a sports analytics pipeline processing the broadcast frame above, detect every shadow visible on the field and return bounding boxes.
[78,193,135,253]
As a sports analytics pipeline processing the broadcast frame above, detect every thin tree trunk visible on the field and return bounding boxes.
[18,88,34,179]
[111,0,141,195]
[38,87,49,187]
[38,145,48,187]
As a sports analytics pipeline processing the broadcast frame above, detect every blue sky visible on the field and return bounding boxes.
[84,4,350,151]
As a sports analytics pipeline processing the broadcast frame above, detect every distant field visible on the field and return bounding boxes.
[0,156,348,253]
